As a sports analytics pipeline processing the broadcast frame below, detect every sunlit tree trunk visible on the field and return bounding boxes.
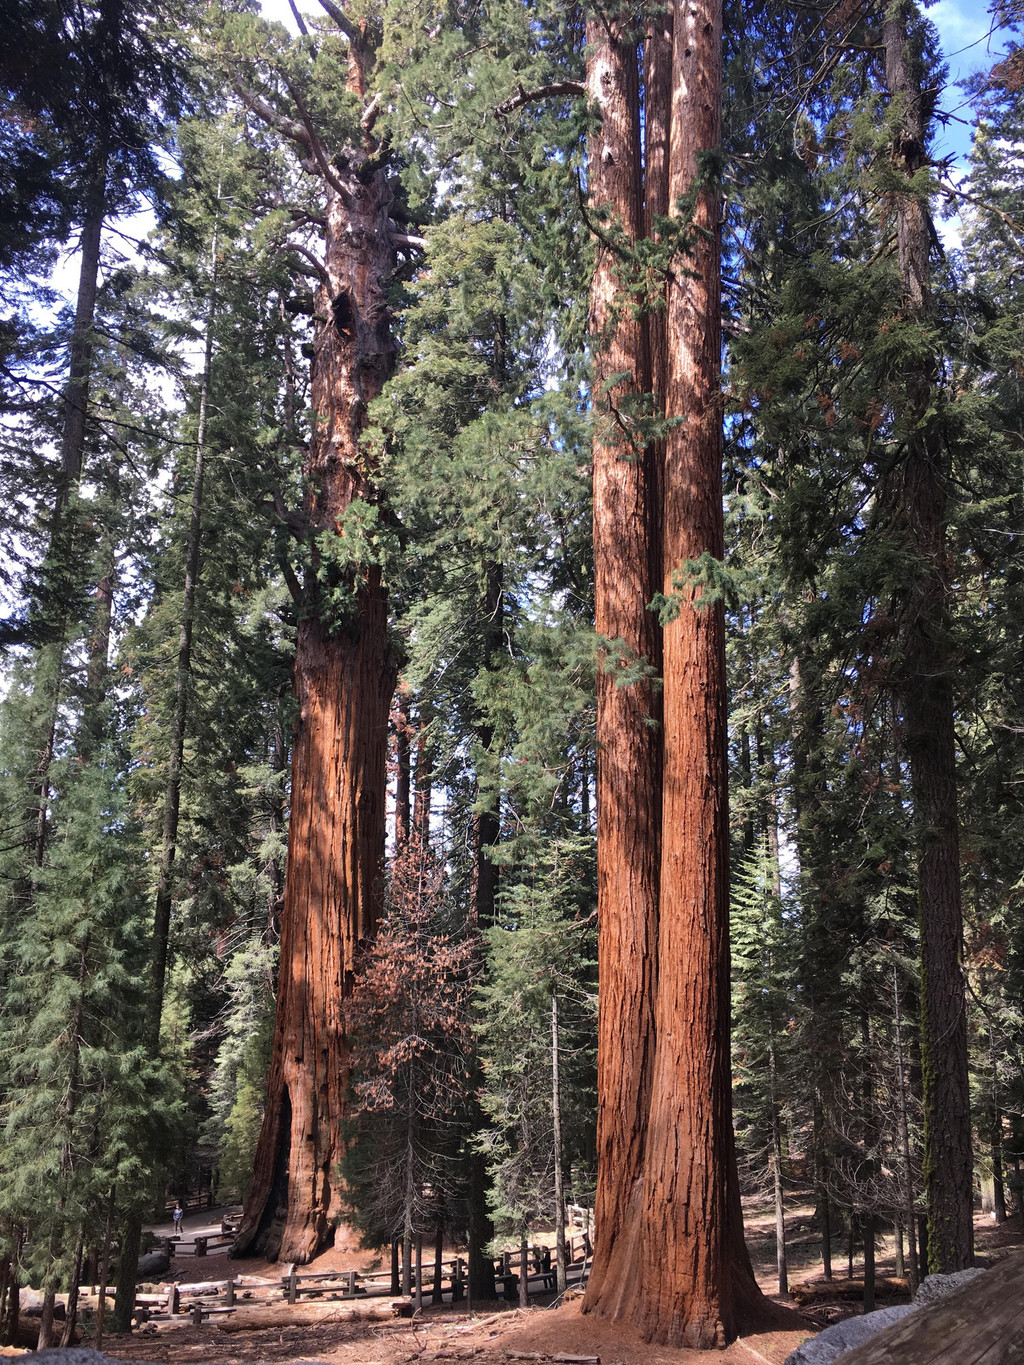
[634,0,763,1340]
[581,2,662,1322]
[583,0,768,1345]
[234,58,397,1261]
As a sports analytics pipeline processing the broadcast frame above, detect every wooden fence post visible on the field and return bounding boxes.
[225,1278,235,1308]
[288,1267,298,1305]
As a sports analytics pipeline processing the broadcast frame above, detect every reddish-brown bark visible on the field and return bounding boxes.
[234,52,398,1263]
[583,0,771,1345]
[637,0,761,1344]
[581,6,663,1323]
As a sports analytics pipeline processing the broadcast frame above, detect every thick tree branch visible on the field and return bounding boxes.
[391,232,428,252]
[361,91,384,132]
[284,78,351,200]
[234,83,311,148]
[315,0,361,45]
[284,243,331,285]
[278,552,304,604]
[287,0,310,36]
[495,80,586,117]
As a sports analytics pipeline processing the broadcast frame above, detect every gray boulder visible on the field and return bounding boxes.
[914,1266,987,1305]
[136,1248,171,1277]
[783,1304,915,1365]
[784,1264,990,1365]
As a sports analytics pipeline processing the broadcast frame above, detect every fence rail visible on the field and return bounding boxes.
[89,1230,591,1330]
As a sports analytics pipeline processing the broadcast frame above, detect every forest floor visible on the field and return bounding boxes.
[16,1201,1024,1365]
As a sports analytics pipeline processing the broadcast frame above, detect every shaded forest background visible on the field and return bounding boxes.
[2,0,1024,1344]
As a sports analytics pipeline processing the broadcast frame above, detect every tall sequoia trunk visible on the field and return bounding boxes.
[234,95,397,1265]
[883,2,973,1273]
[636,0,761,1342]
[581,4,663,1322]
[583,1,769,1345]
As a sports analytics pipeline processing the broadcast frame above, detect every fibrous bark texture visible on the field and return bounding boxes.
[883,2,973,1273]
[582,3,662,1325]
[582,0,767,1346]
[234,112,397,1265]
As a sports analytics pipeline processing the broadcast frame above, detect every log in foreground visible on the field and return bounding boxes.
[834,1252,1024,1364]
[214,1300,404,1332]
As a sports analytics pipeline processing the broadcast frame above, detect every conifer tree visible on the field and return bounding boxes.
[221,1,419,1263]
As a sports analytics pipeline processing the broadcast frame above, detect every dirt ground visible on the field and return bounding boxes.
[19,1204,1024,1365]
[92,1292,811,1365]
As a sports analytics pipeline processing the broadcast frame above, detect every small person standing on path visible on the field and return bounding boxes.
[172,1201,184,1237]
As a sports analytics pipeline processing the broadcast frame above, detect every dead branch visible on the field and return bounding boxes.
[361,90,384,132]
[495,81,586,117]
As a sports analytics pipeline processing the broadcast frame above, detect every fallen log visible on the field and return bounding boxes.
[8,1318,78,1349]
[214,1300,404,1332]
[789,1276,907,1305]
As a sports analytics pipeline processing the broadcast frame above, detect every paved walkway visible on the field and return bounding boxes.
[147,1204,242,1245]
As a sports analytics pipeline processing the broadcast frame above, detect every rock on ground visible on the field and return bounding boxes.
[783,1305,915,1365]
[783,1266,990,1365]
[912,1267,987,1305]
[136,1249,171,1277]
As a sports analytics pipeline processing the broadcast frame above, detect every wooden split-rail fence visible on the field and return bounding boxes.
[120,1232,591,1329]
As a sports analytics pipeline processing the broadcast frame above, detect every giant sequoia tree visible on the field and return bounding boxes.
[230,2,416,1263]
[579,0,769,1346]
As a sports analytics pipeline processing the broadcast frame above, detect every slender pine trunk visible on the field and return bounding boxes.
[59,1224,86,1346]
[151,215,219,1032]
[893,966,920,1294]
[94,1187,115,1349]
[770,1042,788,1296]
[31,151,108,865]
[432,1226,444,1304]
[552,988,567,1295]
